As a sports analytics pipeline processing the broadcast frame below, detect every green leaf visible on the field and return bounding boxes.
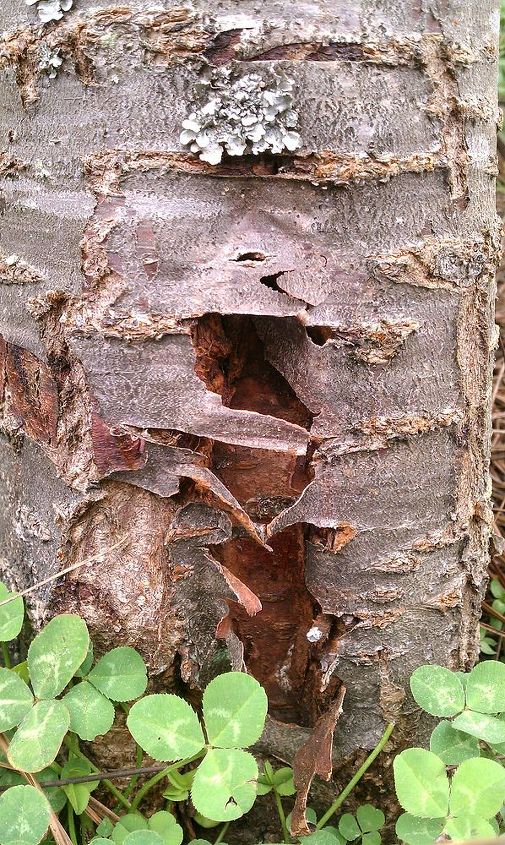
[75,644,94,678]
[300,831,343,845]
[37,769,67,815]
[393,749,449,818]
[443,816,497,840]
[0,584,24,643]
[0,668,34,731]
[112,815,148,845]
[61,758,99,815]
[91,839,113,845]
[361,834,381,845]
[338,814,361,840]
[96,818,114,837]
[28,615,90,699]
[192,814,220,829]
[202,672,267,748]
[409,665,465,717]
[256,775,272,796]
[491,578,505,599]
[191,748,258,821]
[465,661,505,713]
[452,709,505,744]
[8,700,70,772]
[148,812,183,845]
[127,695,205,761]
[162,771,193,802]
[88,648,147,702]
[11,662,30,684]
[429,720,480,764]
[356,805,385,833]
[395,815,444,845]
[0,769,65,815]
[0,785,51,845]
[449,757,505,819]
[63,680,115,741]
[272,767,295,796]
[123,833,164,845]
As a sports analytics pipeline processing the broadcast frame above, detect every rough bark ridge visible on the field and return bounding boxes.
[0,0,500,768]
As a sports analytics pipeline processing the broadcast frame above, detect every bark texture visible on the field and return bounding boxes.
[0,0,500,773]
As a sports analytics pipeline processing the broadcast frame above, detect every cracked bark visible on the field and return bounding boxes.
[0,0,500,821]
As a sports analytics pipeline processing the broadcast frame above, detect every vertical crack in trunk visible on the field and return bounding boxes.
[191,313,321,723]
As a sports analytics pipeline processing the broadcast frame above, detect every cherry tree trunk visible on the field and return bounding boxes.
[0,0,500,778]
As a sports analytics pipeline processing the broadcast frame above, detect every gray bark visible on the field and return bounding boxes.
[0,0,500,773]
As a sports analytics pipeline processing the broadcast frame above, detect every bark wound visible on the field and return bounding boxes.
[191,313,320,721]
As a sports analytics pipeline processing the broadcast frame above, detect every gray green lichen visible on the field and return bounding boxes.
[25,0,73,24]
[180,68,302,165]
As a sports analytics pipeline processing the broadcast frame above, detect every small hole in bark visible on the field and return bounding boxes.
[305,326,334,346]
[259,272,286,292]
[234,251,267,262]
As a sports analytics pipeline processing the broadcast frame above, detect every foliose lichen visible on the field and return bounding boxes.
[26,0,73,24]
[38,46,63,78]
[180,68,302,165]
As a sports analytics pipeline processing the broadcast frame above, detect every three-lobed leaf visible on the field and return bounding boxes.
[464,661,505,713]
[63,680,115,741]
[8,699,70,772]
[0,668,34,731]
[0,785,51,845]
[191,748,258,821]
[429,720,480,764]
[28,614,89,699]
[88,647,147,702]
[112,814,148,845]
[127,694,205,762]
[202,672,267,748]
[272,767,295,796]
[393,749,449,818]
[0,583,24,643]
[409,666,464,717]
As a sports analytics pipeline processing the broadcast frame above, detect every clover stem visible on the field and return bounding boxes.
[124,744,144,799]
[315,722,395,830]
[65,740,131,810]
[273,788,290,843]
[1,642,11,669]
[67,802,78,845]
[214,821,230,845]
[130,750,207,812]
[103,779,132,811]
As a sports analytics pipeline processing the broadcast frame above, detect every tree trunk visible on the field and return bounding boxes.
[0,0,500,780]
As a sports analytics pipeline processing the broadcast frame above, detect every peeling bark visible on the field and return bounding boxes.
[0,0,500,805]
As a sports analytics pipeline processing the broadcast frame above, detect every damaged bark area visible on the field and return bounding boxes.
[0,0,499,797]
